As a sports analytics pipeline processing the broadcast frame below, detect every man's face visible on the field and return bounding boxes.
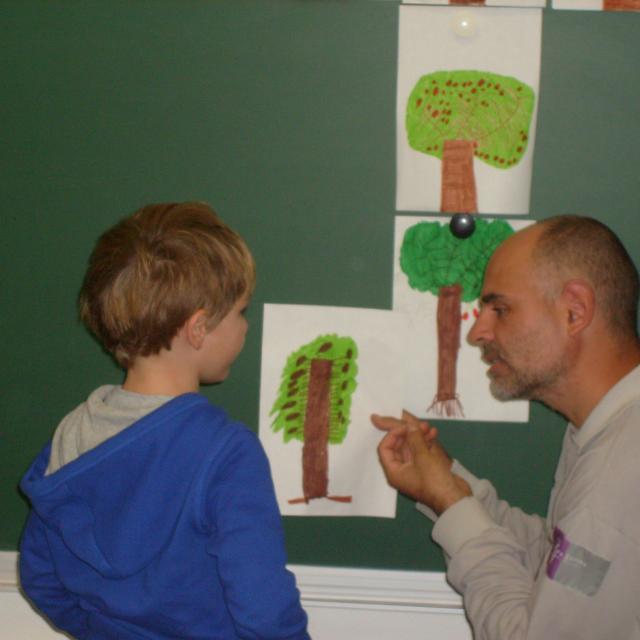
[468,230,568,403]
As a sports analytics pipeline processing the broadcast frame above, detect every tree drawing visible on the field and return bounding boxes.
[406,70,535,214]
[400,218,514,417]
[603,0,640,9]
[270,334,358,504]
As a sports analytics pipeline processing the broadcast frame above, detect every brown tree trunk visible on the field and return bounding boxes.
[450,0,485,4]
[428,284,463,417]
[440,140,478,214]
[301,359,332,500]
[603,0,640,9]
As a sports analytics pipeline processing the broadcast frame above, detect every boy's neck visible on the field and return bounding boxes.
[123,350,200,396]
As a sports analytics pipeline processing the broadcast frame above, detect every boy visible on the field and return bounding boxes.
[19,202,310,640]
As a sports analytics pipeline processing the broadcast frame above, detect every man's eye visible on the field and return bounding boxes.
[493,306,507,317]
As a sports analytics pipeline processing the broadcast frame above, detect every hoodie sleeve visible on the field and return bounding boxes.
[417,460,549,572]
[19,510,90,639]
[201,428,310,640]
[450,460,549,568]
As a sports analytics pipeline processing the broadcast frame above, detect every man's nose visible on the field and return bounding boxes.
[467,310,493,346]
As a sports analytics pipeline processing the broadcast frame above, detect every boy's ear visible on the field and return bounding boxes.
[561,279,595,337]
[184,310,210,349]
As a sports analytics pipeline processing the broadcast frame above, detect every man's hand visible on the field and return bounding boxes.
[371,410,439,455]
[372,411,471,515]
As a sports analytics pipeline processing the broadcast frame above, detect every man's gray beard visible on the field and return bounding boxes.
[482,347,536,401]
[489,361,566,402]
[490,376,533,401]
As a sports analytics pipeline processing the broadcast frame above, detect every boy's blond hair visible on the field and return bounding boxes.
[79,202,256,368]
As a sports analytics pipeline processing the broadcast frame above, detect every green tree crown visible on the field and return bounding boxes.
[400,219,514,301]
[270,334,358,444]
[406,70,535,170]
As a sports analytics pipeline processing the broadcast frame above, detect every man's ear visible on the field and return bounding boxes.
[184,309,210,349]
[561,279,595,336]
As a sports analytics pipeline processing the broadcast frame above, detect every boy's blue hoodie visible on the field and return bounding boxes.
[19,393,309,639]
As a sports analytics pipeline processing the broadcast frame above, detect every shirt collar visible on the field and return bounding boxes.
[569,364,640,449]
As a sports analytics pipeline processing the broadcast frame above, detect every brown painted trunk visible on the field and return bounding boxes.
[603,0,640,9]
[450,0,486,5]
[428,284,463,417]
[440,140,478,214]
[301,359,332,500]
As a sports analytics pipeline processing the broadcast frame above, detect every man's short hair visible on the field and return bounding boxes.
[534,215,639,339]
[79,202,255,368]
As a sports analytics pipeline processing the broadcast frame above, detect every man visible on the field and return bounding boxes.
[373,215,640,640]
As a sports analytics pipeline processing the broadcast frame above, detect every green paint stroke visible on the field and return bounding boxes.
[270,334,358,444]
[400,218,514,302]
[406,70,535,170]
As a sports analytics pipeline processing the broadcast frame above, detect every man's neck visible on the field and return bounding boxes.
[545,339,640,428]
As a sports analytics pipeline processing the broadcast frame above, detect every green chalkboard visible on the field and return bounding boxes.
[2,0,640,572]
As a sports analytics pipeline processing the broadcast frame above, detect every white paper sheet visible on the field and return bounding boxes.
[396,6,542,215]
[393,215,532,422]
[259,304,408,518]
[553,0,640,9]
[552,0,602,7]
[404,1,545,6]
